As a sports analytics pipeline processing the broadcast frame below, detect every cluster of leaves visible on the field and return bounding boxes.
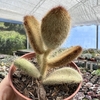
[0,31,26,54]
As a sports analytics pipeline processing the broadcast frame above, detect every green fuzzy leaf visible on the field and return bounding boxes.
[14,58,41,78]
[43,67,83,85]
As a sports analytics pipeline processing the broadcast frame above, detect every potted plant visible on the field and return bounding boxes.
[9,6,83,100]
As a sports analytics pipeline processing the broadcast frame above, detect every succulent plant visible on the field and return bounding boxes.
[92,69,100,76]
[14,6,83,85]
[92,63,100,76]
[80,53,92,59]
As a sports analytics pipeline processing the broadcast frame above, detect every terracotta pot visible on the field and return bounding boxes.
[8,52,82,100]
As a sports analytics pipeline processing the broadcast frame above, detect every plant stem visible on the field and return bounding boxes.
[40,49,51,79]
[36,53,43,67]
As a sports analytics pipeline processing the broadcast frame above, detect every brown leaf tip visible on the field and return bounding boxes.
[24,16,31,21]
[42,6,70,23]
[51,6,67,12]
[76,46,83,53]
[23,16,29,25]
[48,6,69,16]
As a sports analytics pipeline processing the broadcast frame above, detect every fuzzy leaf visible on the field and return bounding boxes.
[43,67,83,85]
[24,16,45,54]
[47,46,82,68]
[14,58,41,78]
[41,6,71,49]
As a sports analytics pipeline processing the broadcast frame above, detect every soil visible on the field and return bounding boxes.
[12,69,79,100]
[12,58,79,100]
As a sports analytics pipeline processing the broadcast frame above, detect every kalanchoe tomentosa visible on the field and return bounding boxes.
[14,6,83,85]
